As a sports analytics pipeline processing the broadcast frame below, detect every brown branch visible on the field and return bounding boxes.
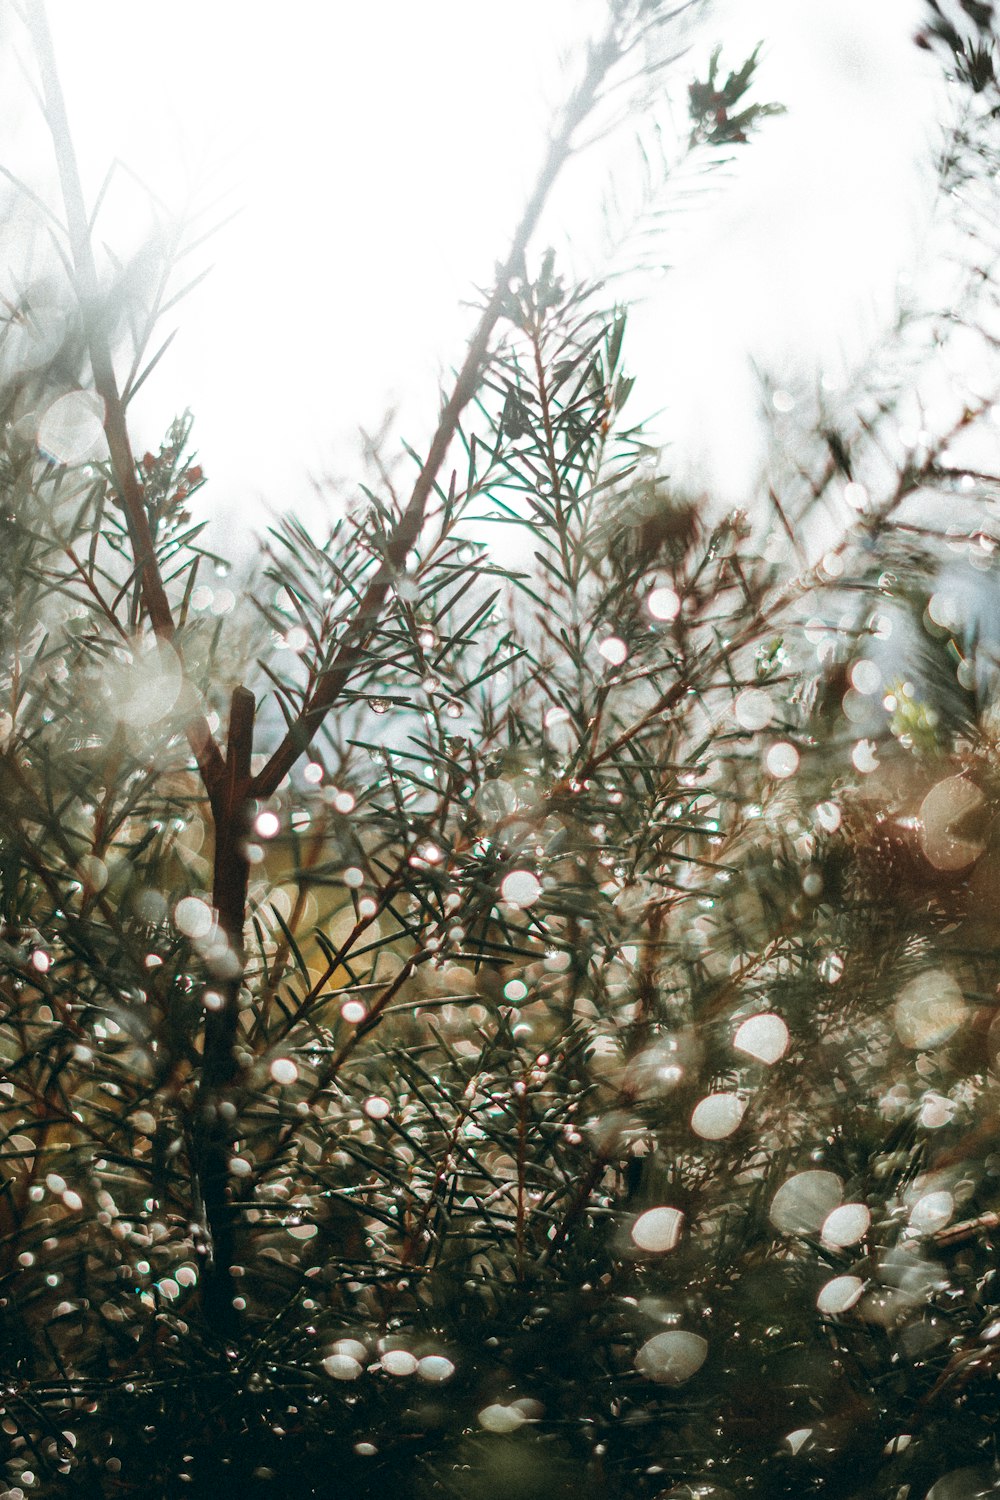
[27,0,225,801]
[251,25,624,802]
[207,685,255,1028]
[30,0,240,1332]
[195,683,255,1337]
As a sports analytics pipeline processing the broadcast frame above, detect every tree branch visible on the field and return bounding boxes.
[27,0,225,800]
[251,26,625,801]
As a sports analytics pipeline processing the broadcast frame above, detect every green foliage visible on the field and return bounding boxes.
[3,4,1000,1499]
[687,44,785,147]
[917,0,1000,95]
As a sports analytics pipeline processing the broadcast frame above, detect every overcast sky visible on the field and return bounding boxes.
[5,0,941,551]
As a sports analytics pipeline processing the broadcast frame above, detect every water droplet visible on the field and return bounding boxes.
[478,1403,526,1433]
[851,739,879,774]
[765,742,799,779]
[597,636,628,667]
[894,970,967,1049]
[647,586,681,622]
[850,659,880,696]
[500,870,542,908]
[918,1091,956,1129]
[816,1275,864,1315]
[734,688,773,731]
[919,776,985,872]
[690,1093,745,1140]
[631,1206,684,1253]
[909,1190,954,1235]
[814,801,841,833]
[286,1222,318,1240]
[174,896,213,940]
[821,1203,871,1248]
[770,1170,843,1236]
[380,1349,418,1376]
[269,1058,298,1086]
[331,1338,367,1362]
[417,1354,455,1382]
[819,952,844,985]
[474,780,520,821]
[732,1013,788,1065]
[634,1330,708,1385]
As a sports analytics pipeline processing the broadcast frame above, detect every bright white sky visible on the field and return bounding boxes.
[5,0,940,553]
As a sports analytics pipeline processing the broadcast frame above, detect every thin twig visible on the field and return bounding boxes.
[251,25,626,801]
[26,0,225,801]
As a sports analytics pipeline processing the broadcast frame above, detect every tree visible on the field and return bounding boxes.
[1,2,1000,1497]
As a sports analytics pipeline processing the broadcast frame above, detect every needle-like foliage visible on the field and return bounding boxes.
[2,4,1000,1499]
